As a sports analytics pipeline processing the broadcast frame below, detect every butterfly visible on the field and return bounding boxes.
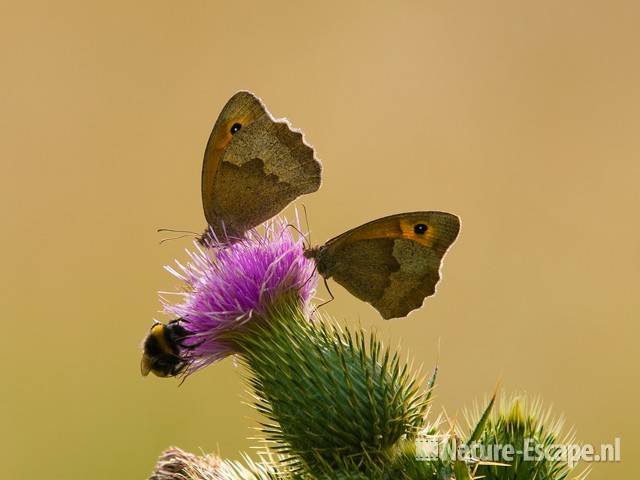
[304,211,460,319]
[200,91,322,242]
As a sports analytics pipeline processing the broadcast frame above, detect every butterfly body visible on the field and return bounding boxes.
[305,212,460,319]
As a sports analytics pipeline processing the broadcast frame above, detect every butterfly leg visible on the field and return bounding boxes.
[323,277,335,304]
[311,277,335,318]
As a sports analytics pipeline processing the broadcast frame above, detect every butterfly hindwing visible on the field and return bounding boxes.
[312,212,460,319]
[322,237,401,307]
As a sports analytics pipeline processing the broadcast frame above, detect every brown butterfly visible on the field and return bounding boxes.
[200,91,322,241]
[304,212,460,319]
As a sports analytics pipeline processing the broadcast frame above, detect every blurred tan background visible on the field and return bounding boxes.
[2,1,638,478]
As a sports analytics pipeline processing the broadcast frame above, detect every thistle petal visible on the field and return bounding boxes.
[163,220,317,373]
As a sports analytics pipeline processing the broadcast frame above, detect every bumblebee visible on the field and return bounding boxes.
[140,319,189,377]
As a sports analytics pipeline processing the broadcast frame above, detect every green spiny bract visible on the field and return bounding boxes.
[232,305,429,477]
[465,394,585,480]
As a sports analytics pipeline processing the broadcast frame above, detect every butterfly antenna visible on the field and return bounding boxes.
[283,223,310,248]
[159,233,198,245]
[157,228,199,244]
[157,228,199,235]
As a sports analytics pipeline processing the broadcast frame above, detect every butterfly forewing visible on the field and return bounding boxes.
[201,91,322,239]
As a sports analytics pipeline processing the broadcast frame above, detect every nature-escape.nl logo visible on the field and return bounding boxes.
[415,434,621,468]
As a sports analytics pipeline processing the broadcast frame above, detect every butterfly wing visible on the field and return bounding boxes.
[315,212,460,319]
[201,91,322,239]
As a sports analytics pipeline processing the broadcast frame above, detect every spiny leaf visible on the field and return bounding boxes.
[468,389,497,444]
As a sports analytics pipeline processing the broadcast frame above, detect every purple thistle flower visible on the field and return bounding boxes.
[162,220,317,373]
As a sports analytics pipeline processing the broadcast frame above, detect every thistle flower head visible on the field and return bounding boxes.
[163,220,317,373]
[149,447,224,480]
[463,393,585,480]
